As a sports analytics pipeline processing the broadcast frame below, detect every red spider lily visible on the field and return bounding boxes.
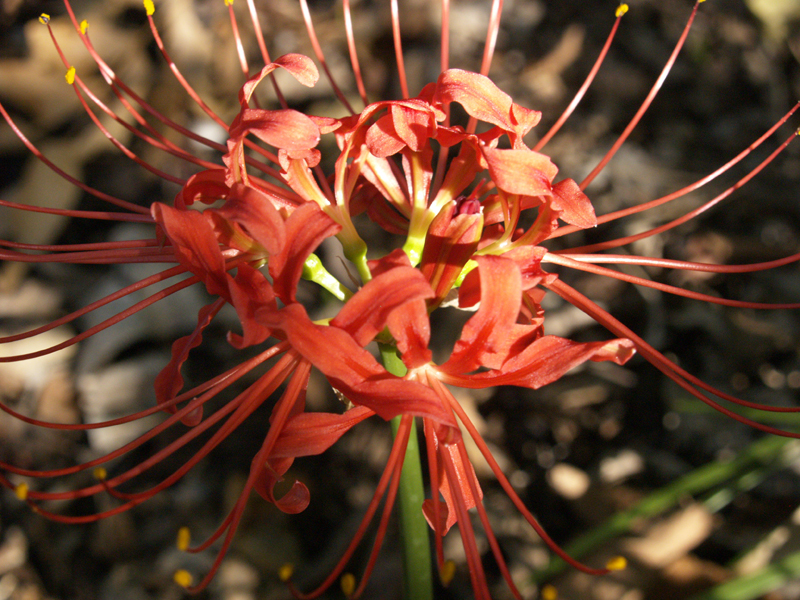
[1,0,800,598]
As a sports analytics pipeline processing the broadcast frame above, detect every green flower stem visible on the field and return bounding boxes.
[380,344,434,600]
[688,550,800,600]
[302,253,352,301]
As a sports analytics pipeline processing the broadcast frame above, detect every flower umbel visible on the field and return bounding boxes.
[1,0,799,598]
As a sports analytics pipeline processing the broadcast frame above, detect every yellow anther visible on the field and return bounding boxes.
[39,14,51,25]
[795,127,800,136]
[606,556,627,571]
[340,573,356,597]
[224,0,234,5]
[541,584,558,600]
[80,20,89,34]
[176,527,191,551]
[440,560,456,586]
[93,467,107,480]
[173,570,193,588]
[616,4,628,17]
[143,0,155,16]
[65,66,76,85]
[278,563,294,582]
[14,483,29,501]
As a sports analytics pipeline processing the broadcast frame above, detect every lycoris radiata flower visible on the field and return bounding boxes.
[1,0,799,598]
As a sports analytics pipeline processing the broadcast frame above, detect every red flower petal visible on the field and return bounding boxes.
[239,53,319,107]
[253,456,311,514]
[271,406,375,458]
[422,436,482,535]
[330,264,434,347]
[175,169,228,209]
[419,201,483,307]
[481,147,558,197]
[268,202,341,303]
[211,183,287,257]
[232,108,321,154]
[551,177,598,229]
[441,255,538,373]
[226,264,276,349]
[151,203,229,299]
[435,69,541,141]
[260,304,457,430]
[154,300,224,426]
[440,336,636,389]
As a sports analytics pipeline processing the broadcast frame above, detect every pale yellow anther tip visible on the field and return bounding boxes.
[39,14,51,25]
[606,556,627,571]
[278,563,294,582]
[14,483,29,501]
[65,66,76,85]
[340,573,356,597]
[440,560,456,586]
[616,4,629,17]
[795,127,800,136]
[541,584,558,600]
[176,527,191,551]
[143,0,155,16]
[173,570,193,588]
[80,20,89,34]
[93,467,107,481]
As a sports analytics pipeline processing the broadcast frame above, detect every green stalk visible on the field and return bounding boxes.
[532,435,795,584]
[380,344,434,600]
[688,550,800,600]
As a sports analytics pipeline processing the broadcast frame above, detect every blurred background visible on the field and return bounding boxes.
[1,0,800,598]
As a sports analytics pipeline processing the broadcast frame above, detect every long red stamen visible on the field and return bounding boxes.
[288,414,410,600]
[551,102,800,239]
[0,99,149,214]
[566,130,798,254]
[547,278,800,438]
[443,388,614,576]
[390,0,410,100]
[343,0,369,107]
[579,1,702,190]
[544,251,800,311]
[534,5,627,151]
[299,0,356,114]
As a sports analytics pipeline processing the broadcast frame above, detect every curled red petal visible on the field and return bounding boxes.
[331,264,434,346]
[440,336,636,389]
[271,406,375,458]
[175,169,228,209]
[233,108,321,154]
[435,69,541,139]
[239,53,319,106]
[481,147,558,197]
[366,114,407,158]
[423,435,482,535]
[260,304,458,430]
[153,300,223,426]
[253,457,310,514]
[441,255,538,374]
[212,183,287,257]
[551,178,597,229]
[151,203,229,299]
[226,264,276,349]
[269,202,341,303]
